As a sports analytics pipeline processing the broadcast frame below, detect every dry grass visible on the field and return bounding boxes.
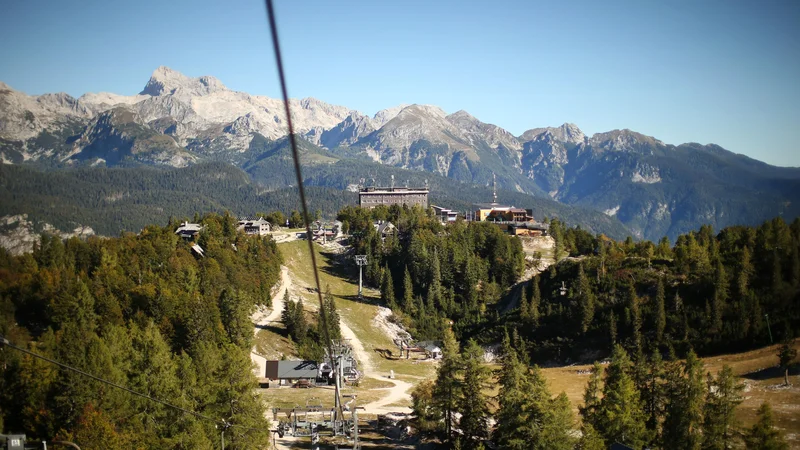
[532,340,800,446]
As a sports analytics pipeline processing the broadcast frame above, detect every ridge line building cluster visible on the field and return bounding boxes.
[357,185,548,236]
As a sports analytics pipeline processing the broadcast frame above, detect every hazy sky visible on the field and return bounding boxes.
[2,0,799,166]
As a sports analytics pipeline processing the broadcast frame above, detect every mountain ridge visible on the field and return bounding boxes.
[2,66,799,241]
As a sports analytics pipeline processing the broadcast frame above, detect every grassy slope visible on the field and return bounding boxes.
[257,241,799,444]
[257,240,436,411]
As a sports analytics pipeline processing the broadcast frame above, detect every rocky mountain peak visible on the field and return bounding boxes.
[373,104,410,127]
[140,66,227,97]
[589,129,663,153]
[520,123,585,145]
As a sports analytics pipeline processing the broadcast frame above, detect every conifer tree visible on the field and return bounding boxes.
[580,362,603,431]
[494,333,529,450]
[433,326,461,443]
[663,350,705,449]
[744,402,789,450]
[609,310,618,348]
[640,350,666,442]
[578,423,606,450]
[320,286,342,342]
[711,260,727,334]
[777,341,797,386]
[403,266,416,315]
[458,340,491,450]
[628,283,643,356]
[380,266,398,311]
[519,284,530,322]
[596,345,649,449]
[577,263,595,334]
[293,299,308,342]
[702,365,743,449]
[529,276,541,326]
[655,277,666,343]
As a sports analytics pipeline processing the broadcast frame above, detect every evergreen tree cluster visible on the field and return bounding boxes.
[280,286,342,361]
[413,328,575,450]
[508,217,800,361]
[578,344,789,450]
[337,204,525,341]
[0,212,283,448]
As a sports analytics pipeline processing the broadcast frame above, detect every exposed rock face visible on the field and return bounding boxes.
[0,214,95,255]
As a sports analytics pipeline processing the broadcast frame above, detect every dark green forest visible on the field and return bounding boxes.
[337,204,526,341]
[510,217,800,362]
[0,163,356,236]
[0,152,632,240]
[0,213,282,448]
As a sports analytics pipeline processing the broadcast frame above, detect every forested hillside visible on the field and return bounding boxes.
[0,163,356,236]
[0,214,282,448]
[505,217,800,362]
[338,205,525,341]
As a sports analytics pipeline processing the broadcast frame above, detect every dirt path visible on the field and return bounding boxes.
[501,235,556,314]
[338,318,413,415]
[250,265,291,378]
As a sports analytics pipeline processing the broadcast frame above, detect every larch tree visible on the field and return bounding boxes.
[702,365,744,450]
[577,263,595,334]
[596,345,649,449]
[433,326,461,444]
[458,340,491,450]
[662,350,706,450]
[655,277,666,343]
[744,402,789,450]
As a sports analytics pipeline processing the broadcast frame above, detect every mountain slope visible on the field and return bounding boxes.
[2,67,800,241]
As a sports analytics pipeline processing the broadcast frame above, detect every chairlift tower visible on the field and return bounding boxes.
[355,255,367,299]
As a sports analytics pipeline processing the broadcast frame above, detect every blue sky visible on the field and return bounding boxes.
[2,0,799,166]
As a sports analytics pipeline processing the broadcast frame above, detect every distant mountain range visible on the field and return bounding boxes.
[2,66,799,241]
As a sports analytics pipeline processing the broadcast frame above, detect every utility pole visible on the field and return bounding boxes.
[765,313,774,344]
[355,255,367,300]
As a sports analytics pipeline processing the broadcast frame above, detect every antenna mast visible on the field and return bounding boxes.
[492,173,497,204]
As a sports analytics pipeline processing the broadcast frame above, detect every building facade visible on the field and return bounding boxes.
[358,187,429,209]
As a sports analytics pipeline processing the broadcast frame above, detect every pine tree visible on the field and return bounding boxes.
[578,422,606,450]
[662,350,705,449]
[596,345,649,449]
[281,293,296,338]
[458,340,491,450]
[702,365,743,450]
[293,299,308,342]
[402,266,416,315]
[519,285,531,322]
[529,276,541,325]
[711,260,727,335]
[494,334,529,450]
[655,277,667,343]
[777,341,797,386]
[580,362,604,431]
[744,402,789,450]
[320,286,342,342]
[577,263,595,334]
[641,350,666,442]
[609,310,618,348]
[433,326,461,443]
[628,283,643,356]
[380,266,398,311]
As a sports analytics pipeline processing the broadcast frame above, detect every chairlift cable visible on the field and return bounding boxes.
[262,0,344,418]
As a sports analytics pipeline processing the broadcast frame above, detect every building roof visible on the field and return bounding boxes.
[374,221,396,235]
[265,360,319,379]
[175,222,203,234]
[360,187,429,194]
